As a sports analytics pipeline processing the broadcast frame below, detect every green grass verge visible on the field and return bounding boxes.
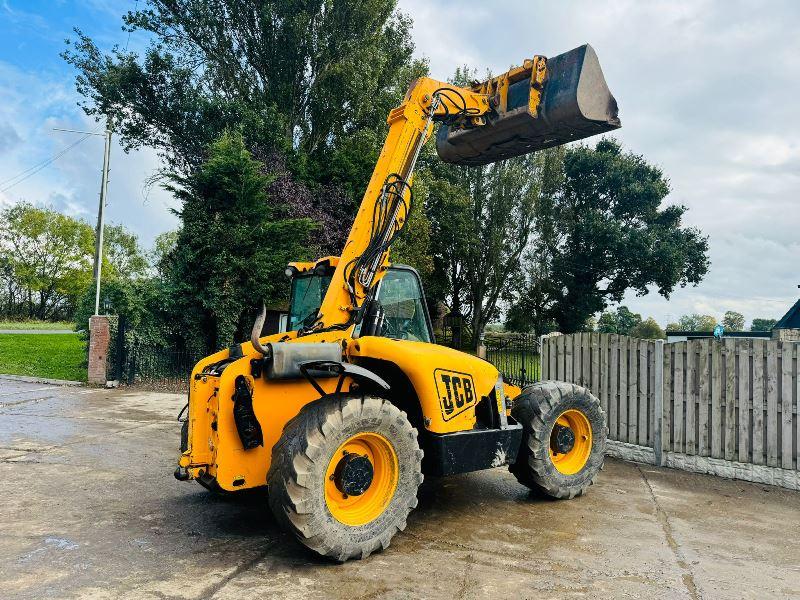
[0,320,75,330]
[0,333,87,382]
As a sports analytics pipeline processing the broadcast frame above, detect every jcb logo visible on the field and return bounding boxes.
[434,369,476,421]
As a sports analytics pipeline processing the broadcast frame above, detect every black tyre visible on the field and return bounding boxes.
[510,381,606,499]
[267,395,423,561]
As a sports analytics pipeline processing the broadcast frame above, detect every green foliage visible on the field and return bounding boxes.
[0,203,151,322]
[722,310,745,331]
[103,224,149,280]
[630,317,666,339]
[148,230,179,279]
[164,131,315,352]
[0,203,94,320]
[63,0,426,194]
[423,144,557,346]
[392,182,434,280]
[597,306,642,335]
[73,277,171,343]
[750,318,777,331]
[0,333,87,381]
[676,313,718,331]
[509,139,709,333]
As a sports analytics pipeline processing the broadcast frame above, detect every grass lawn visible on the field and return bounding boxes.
[0,333,87,382]
[0,320,74,330]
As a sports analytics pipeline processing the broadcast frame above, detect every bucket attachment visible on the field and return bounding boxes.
[436,44,620,166]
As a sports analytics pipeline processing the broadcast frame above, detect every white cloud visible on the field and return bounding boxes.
[0,59,178,247]
[1,1,798,325]
[398,0,800,326]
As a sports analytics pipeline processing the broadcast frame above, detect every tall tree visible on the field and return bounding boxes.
[509,139,709,333]
[630,317,666,339]
[0,203,94,320]
[722,310,745,331]
[423,148,556,348]
[62,0,426,191]
[103,224,149,281]
[596,306,642,335]
[676,313,717,331]
[164,131,314,352]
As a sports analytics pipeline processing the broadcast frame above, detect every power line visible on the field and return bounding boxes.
[0,132,96,193]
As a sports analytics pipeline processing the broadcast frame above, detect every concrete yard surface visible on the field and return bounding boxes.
[1,378,799,599]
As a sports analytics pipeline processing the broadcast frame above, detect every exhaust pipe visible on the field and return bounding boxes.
[250,302,271,356]
[436,44,620,166]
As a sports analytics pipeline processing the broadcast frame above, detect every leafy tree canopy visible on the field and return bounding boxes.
[721,310,745,331]
[597,305,642,335]
[421,146,556,348]
[509,138,709,334]
[675,313,718,331]
[750,317,777,331]
[0,203,145,322]
[163,131,315,352]
[62,0,426,196]
[630,317,665,339]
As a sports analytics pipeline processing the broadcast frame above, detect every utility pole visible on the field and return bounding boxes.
[52,122,112,316]
[92,122,112,315]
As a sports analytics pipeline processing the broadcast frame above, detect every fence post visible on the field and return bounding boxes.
[114,315,126,382]
[127,338,137,385]
[653,339,665,466]
[539,335,546,380]
[476,331,486,359]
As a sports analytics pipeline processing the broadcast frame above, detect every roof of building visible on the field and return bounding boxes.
[774,299,800,329]
[665,331,772,339]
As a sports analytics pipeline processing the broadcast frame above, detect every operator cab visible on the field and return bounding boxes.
[286,262,433,343]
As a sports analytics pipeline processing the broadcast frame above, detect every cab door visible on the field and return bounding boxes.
[372,265,435,343]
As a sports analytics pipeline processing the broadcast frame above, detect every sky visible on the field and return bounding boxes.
[0,0,798,328]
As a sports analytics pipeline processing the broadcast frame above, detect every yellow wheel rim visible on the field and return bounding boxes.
[324,432,399,526]
[549,409,592,475]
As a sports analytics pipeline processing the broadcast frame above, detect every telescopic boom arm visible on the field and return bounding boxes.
[308,76,492,333]
[306,45,620,335]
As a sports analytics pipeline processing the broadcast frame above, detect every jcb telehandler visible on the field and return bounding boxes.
[176,44,620,561]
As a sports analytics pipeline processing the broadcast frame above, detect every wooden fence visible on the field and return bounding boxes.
[540,333,799,489]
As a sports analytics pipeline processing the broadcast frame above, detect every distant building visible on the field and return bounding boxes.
[666,330,771,343]
[666,295,800,344]
[773,298,800,342]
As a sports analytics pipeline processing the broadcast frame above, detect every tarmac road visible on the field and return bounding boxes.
[1,377,798,599]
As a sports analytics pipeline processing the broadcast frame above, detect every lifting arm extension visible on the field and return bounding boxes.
[307,77,493,333]
[306,57,553,335]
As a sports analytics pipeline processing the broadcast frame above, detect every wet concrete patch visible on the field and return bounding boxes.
[1,380,798,599]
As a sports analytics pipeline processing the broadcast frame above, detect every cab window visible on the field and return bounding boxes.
[376,269,431,343]
[288,274,331,331]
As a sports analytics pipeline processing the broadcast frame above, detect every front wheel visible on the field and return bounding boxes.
[509,381,606,499]
[267,395,423,561]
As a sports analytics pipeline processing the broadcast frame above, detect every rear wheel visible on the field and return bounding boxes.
[510,381,606,499]
[267,395,423,561]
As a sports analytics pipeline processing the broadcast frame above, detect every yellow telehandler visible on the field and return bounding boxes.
[176,44,620,561]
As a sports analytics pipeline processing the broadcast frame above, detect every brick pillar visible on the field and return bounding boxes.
[88,315,110,385]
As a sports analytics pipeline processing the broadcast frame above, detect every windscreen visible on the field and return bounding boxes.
[377,269,431,343]
[288,274,332,331]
